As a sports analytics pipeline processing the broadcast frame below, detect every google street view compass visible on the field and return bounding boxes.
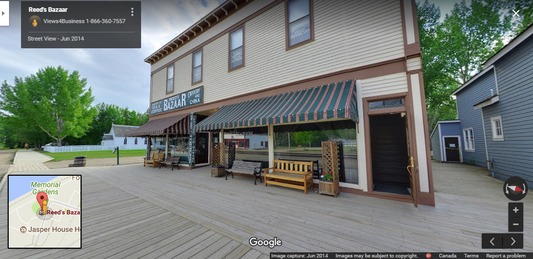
[504,176,528,201]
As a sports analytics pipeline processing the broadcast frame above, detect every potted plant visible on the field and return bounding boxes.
[211,162,225,177]
[319,170,339,197]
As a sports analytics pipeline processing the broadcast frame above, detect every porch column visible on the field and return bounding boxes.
[146,137,152,159]
[219,128,224,165]
[268,124,274,171]
[165,132,169,160]
[188,113,197,166]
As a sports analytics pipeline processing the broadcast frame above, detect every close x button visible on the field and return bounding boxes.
[482,233,523,249]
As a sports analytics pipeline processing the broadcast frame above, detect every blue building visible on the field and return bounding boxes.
[452,24,533,187]
[430,120,462,162]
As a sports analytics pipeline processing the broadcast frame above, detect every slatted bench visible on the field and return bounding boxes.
[225,160,263,185]
[69,156,86,167]
[264,159,314,194]
[159,156,181,170]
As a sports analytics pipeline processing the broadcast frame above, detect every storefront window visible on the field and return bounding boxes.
[274,121,358,184]
[150,137,166,157]
[169,136,189,157]
[223,129,269,166]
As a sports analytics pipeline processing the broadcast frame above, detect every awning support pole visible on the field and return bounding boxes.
[165,132,169,160]
[268,124,274,172]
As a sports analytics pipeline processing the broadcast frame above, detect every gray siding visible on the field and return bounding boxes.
[430,126,442,161]
[482,36,533,187]
[456,72,496,167]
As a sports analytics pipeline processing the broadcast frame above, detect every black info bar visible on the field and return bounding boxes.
[270,253,533,259]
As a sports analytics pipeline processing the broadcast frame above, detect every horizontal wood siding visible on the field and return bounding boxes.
[456,71,496,167]
[406,57,422,71]
[152,69,167,102]
[151,0,405,104]
[481,36,533,187]
[430,126,442,161]
[440,122,461,136]
[360,72,408,98]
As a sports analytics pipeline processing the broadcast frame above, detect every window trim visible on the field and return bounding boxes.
[490,116,504,141]
[166,64,174,94]
[191,48,203,85]
[228,26,245,72]
[285,0,315,50]
[463,128,475,152]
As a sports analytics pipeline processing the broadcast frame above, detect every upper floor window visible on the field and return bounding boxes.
[286,0,314,49]
[167,65,174,94]
[490,116,504,141]
[463,128,474,151]
[229,27,244,71]
[192,50,202,84]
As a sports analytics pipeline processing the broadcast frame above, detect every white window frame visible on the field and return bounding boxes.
[166,64,174,94]
[463,128,475,151]
[490,116,504,141]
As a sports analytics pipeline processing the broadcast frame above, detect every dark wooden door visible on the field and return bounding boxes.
[195,133,209,164]
[370,114,409,188]
[444,137,460,162]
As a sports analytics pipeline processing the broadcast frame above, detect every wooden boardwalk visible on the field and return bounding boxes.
[1,161,532,258]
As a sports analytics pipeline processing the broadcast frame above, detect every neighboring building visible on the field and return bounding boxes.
[102,124,147,149]
[224,133,268,149]
[430,120,462,162]
[129,0,434,206]
[452,24,533,188]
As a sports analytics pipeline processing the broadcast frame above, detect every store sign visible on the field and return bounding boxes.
[150,86,203,115]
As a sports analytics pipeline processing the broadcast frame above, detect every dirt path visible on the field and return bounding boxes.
[45,156,145,169]
[0,149,16,180]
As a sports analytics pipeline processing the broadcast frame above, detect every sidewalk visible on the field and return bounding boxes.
[11,150,52,172]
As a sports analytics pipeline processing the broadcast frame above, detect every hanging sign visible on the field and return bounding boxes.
[150,86,203,115]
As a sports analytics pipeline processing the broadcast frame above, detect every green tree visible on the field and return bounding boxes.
[417,0,514,129]
[0,66,97,146]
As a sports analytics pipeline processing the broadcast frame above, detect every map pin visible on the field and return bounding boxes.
[36,192,48,215]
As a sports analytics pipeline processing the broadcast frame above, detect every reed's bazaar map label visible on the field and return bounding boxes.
[8,175,81,248]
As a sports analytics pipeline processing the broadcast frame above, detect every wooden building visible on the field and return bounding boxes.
[129,0,434,206]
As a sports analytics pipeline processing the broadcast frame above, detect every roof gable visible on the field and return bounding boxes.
[111,124,140,137]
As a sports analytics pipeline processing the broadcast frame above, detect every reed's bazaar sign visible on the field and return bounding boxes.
[150,87,202,115]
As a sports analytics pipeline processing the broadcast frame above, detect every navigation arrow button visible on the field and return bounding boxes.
[511,237,516,246]
[490,237,495,246]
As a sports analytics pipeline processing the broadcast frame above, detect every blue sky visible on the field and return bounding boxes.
[0,0,457,114]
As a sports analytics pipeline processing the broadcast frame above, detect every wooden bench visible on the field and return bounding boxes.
[144,153,164,168]
[264,159,314,194]
[225,160,263,185]
[69,156,86,167]
[159,156,181,170]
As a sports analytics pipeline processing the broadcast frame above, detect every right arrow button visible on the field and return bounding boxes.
[502,233,523,248]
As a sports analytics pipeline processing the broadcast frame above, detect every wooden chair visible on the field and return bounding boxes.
[144,153,164,168]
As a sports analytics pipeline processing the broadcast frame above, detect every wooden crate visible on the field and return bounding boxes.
[319,181,339,197]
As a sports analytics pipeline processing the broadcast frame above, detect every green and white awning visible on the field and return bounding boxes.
[194,80,358,131]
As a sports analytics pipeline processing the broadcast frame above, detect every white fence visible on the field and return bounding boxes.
[43,145,145,153]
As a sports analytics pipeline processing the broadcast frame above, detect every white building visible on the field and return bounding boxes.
[102,124,147,149]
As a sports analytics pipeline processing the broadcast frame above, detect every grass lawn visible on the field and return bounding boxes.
[42,150,146,161]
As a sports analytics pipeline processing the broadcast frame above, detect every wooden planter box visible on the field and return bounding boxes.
[211,167,225,177]
[319,181,339,197]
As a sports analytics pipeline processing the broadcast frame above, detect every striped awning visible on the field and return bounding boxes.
[126,113,189,137]
[195,80,358,131]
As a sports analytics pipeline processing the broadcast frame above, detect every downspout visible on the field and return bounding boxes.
[480,109,490,172]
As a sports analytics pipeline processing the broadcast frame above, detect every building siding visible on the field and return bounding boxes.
[430,125,442,161]
[151,0,406,104]
[360,72,408,98]
[439,122,462,162]
[406,57,422,71]
[456,71,496,167]
[481,36,533,187]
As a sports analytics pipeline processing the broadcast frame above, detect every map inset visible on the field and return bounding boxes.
[8,175,81,248]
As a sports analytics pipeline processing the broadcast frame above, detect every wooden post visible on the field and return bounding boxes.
[146,137,152,159]
[268,124,274,172]
[165,132,169,160]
